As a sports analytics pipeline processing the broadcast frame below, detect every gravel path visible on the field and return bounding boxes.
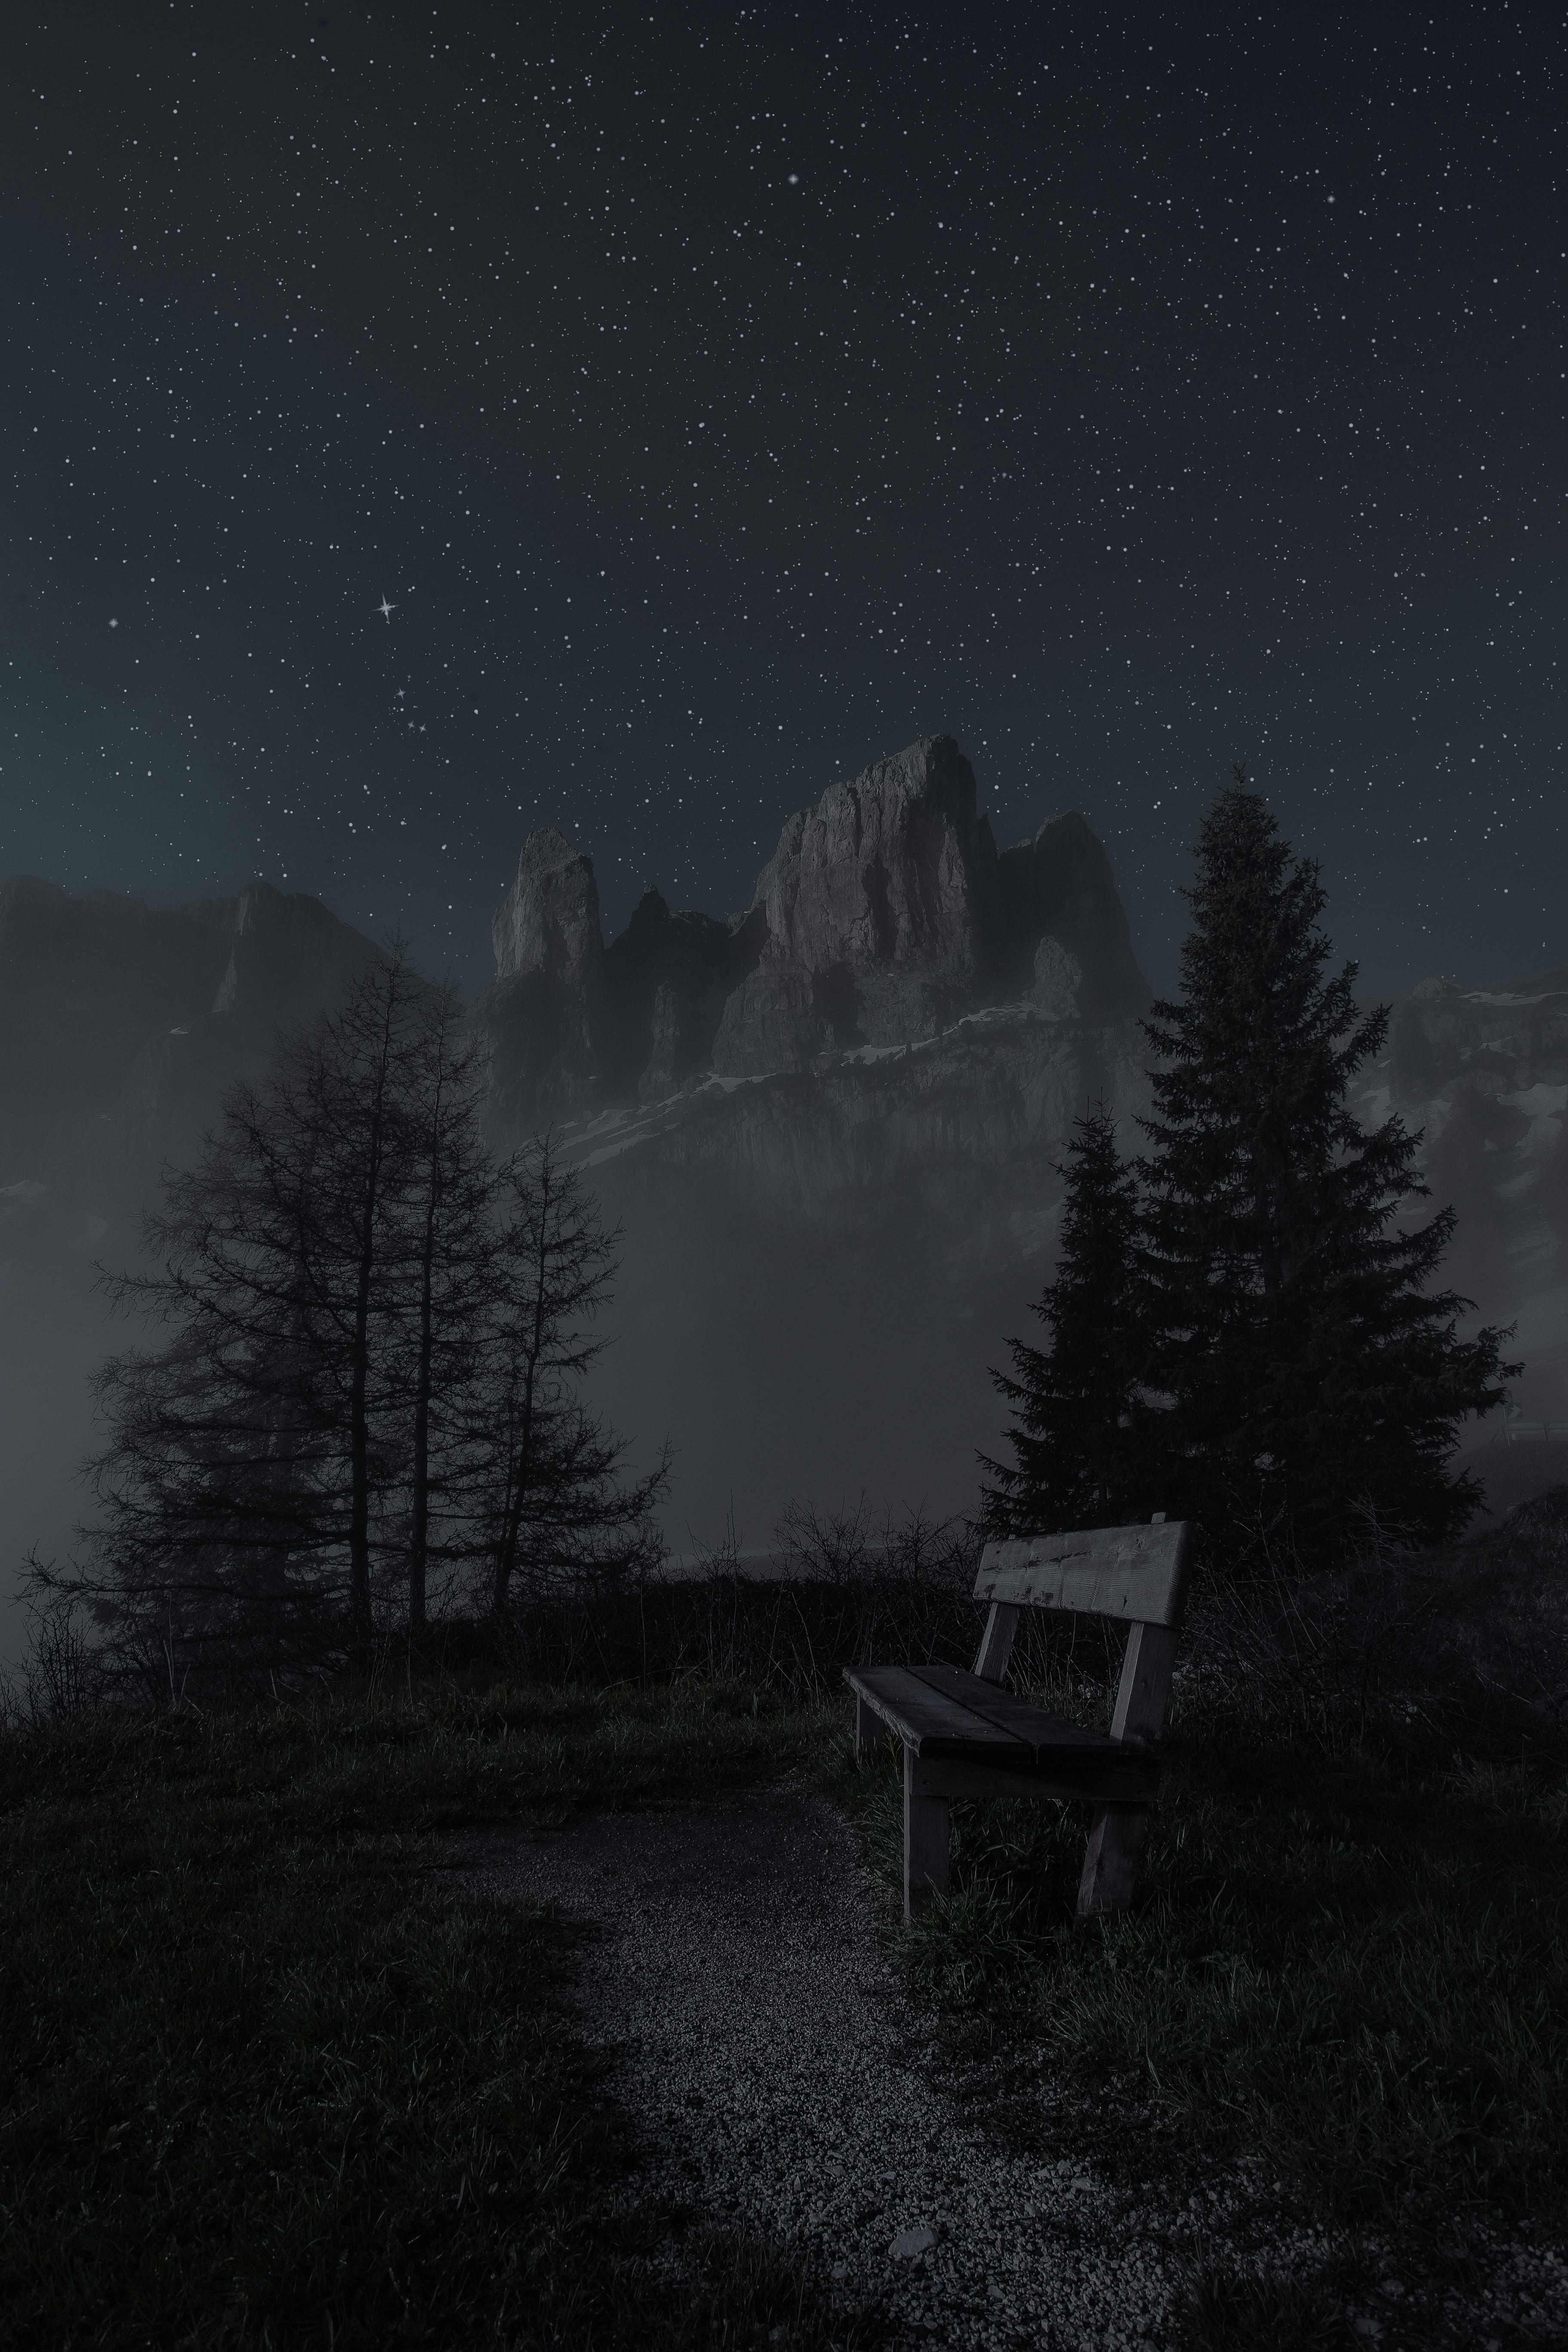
[453,1778,1567,2352]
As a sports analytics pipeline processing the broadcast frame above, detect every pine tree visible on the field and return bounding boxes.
[475,1132,667,1620]
[283,948,434,1650]
[1140,766,1514,1562]
[78,949,434,1677]
[980,1105,1153,1536]
[395,983,497,1640]
[69,959,665,1691]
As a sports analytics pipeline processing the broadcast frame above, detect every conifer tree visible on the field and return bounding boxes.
[1140,766,1513,1562]
[78,949,436,1674]
[980,1105,1153,1535]
[65,959,665,1692]
[396,984,497,1640]
[474,1132,667,1620]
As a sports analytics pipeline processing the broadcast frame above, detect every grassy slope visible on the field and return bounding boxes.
[0,1684,852,2352]
[831,1691,1568,2228]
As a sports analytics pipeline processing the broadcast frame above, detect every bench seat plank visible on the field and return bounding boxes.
[845,1665,1158,1799]
[845,1665,1032,1762]
[903,1663,1154,1767]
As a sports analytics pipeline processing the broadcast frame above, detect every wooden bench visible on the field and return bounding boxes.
[844,1516,1191,1921]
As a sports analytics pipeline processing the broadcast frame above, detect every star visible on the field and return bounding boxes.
[375,594,396,623]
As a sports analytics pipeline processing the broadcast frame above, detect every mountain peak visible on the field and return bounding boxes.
[477,735,1147,1127]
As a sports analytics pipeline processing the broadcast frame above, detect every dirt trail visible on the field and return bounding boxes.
[452,1778,1565,2352]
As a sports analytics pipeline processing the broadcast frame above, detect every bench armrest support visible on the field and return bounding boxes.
[1076,1620,1182,1919]
[971,1599,1021,1684]
[1110,1620,1181,1744]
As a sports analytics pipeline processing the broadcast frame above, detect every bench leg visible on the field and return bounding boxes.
[855,1694,883,1760]
[1077,1802,1151,1916]
[903,1746,950,1922]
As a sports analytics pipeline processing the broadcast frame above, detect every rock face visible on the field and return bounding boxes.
[998,811,1149,1020]
[715,735,1002,1069]
[472,831,606,1136]
[713,742,964,1071]
[755,736,996,978]
[598,891,762,1102]
[473,830,771,1127]
[478,734,1151,1134]
[491,828,604,990]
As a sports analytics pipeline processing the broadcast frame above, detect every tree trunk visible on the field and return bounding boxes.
[408,1210,436,1642]
[491,1177,551,1620]
[348,1212,376,1658]
[346,989,400,1662]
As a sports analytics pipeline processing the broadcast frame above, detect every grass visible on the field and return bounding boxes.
[1182,2266,1343,2350]
[0,1681,867,2351]
[9,1664,1568,2347]
[829,1686,1568,2229]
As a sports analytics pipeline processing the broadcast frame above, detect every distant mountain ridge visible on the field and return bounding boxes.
[2,738,1564,1553]
[0,874,378,1204]
[0,737,1150,1204]
[470,734,1150,1141]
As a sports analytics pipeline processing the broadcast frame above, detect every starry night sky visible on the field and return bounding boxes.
[2,3,1563,996]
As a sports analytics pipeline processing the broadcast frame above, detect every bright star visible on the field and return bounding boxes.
[375,594,396,623]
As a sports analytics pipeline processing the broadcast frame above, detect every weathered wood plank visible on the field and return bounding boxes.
[843,1666,1032,1762]
[1075,1619,1183,1914]
[971,1599,1020,1683]
[974,1521,1191,1626]
[904,1746,950,1920]
[904,1664,1146,1764]
[1109,1620,1182,1743]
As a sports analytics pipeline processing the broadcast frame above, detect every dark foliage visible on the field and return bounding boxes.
[979,1105,1155,1536]
[398,1500,1126,1701]
[41,954,664,1699]
[475,1133,668,1625]
[1183,1483,1568,1765]
[1139,768,1514,1565]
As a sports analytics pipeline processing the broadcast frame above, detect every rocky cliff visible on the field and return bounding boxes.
[472,734,1151,1144]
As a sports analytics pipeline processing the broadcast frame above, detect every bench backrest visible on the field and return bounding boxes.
[974,1519,1190,1629]
[970,1516,1191,1745]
